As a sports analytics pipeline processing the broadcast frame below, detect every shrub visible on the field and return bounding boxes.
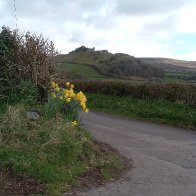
[0,26,57,101]
[9,80,38,104]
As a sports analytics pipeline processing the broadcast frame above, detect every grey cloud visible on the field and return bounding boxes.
[115,0,194,15]
[0,0,195,60]
[2,0,109,22]
[84,13,117,29]
[135,15,177,44]
[139,14,177,36]
[68,27,108,46]
[68,29,87,43]
[1,0,116,30]
[3,0,80,21]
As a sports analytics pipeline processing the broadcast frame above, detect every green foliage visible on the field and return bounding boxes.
[0,27,18,98]
[9,80,38,104]
[44,94,81,121]
[0,103,7,115]
[87,93,196,129]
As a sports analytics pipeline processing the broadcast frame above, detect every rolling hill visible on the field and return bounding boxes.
[53,46,196,82]
[137,58,196,82]
[138,57,196,70]
[54,46,164,80]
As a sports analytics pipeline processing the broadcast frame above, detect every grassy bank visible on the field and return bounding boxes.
[0,104,123,195]
[0,82,123,195]
[87,93,196,129]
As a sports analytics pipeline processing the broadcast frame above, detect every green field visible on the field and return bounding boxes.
[87,93,196,130]
[55,62,196,83]
[56,62,112,80]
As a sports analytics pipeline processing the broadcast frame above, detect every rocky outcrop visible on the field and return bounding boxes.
[74,46,95,53]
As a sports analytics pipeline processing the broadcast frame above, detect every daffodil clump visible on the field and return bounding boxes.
[44,81,89,124]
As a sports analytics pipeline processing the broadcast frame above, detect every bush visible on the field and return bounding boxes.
[9,80,38,104]
[0,26,57,101]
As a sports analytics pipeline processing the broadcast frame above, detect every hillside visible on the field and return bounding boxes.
[53,46,196,82]
[138,57,196,70]
[54,46,164,79]
[138,58,196,82]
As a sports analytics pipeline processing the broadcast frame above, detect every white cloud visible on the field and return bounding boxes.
[0,0,196,60]
[175,3,196,33]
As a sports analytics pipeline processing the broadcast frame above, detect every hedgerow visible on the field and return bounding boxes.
[58,80,196,105]
[0,26,57,101]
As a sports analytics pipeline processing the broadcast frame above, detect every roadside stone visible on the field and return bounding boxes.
[26,111,40,120]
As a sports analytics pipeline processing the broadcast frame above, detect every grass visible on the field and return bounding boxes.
[56,50,112,68]
[0,104,90,193]
[87,93,196,129]
[56,62,112,80]
[0,103,123,195]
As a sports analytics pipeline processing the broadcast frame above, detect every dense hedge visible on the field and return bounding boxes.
[0,26,57,101]
[57,79,196,105]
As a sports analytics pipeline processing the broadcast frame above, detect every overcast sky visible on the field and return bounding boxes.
[1,0,196,60]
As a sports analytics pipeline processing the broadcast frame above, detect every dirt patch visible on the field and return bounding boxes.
[0,169,45,195]
[94,140,134,175]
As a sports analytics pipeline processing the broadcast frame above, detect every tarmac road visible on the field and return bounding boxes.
[78,112,196,196]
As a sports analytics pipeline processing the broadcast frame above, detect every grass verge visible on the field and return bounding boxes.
[87,93,196,130]
[0,104,123,195]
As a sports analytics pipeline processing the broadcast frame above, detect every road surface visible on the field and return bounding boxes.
[78,112,196,196]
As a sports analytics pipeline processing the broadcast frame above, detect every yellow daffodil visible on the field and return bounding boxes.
[84,108,89,113]
[76,91,87,103]
[50,81,56,89]
[66,82,70,87]
[66,98,71,102]
[55,87,60,92]
[64,89,69,95]
[49,81,89,124]
[64,94,68,99]
[71,121,77,126]
[69,89,75,98]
